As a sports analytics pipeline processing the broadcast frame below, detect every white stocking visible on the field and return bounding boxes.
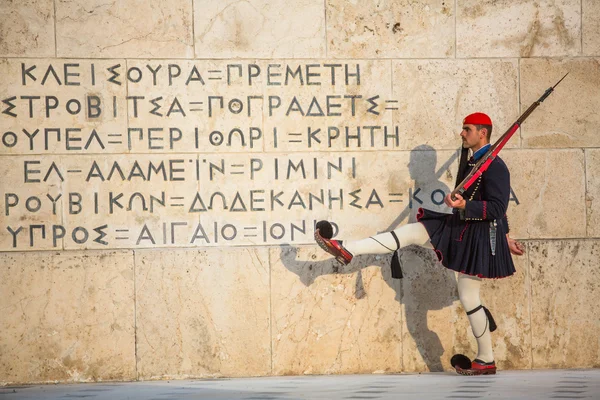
[343,223,432,256]
[457,273,494,363]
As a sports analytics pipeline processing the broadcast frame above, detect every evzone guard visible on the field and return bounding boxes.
[314,75,567,375]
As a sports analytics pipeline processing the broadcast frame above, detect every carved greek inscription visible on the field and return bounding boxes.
[0,60,519,250]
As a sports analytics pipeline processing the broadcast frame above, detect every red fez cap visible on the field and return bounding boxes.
[463,112,492,126]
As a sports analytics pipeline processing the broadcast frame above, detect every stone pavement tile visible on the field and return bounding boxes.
[1,370,599,400]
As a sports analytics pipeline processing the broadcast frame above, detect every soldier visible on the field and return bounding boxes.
[315,112,525,375]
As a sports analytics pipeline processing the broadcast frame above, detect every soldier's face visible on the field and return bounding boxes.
[460,124,487,149]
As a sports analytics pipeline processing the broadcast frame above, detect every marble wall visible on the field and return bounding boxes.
[1,0,599,383]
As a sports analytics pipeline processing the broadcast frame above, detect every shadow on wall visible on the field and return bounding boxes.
[279,146,459,372]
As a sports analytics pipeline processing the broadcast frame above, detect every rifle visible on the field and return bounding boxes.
[451,72,569,201]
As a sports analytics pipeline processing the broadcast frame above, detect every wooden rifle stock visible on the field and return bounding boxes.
[450,72,569,201]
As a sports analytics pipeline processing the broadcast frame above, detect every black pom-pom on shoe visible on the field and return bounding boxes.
[315,220,333,239]
[450,354,472,369]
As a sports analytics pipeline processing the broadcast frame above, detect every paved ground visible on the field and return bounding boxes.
[1,369,599,400]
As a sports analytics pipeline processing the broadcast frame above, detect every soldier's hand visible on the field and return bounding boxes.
[444,193,466,209]
[507,235,525,256]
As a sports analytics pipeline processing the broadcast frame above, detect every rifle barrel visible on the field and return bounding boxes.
[450,73,568,200]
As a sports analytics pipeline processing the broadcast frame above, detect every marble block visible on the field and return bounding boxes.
[457,0,581,57]
[194,0,325,58]
[271,246,402,374]
[0,0,55,57]
[261,60,393,153]
[327,0,454,58]
[0,59,128,155]
[0,251,135,383]
[55,0,194,58]
[60,155,201,250]
[392,59,519,151]
[125,59,265,154]
[583,0,600,55]
[586,149,600,238]
[529,240,600,368]
[135,247,271,378]
[520,58,600,148]
[0,156,64,251]
[502,149,586,239]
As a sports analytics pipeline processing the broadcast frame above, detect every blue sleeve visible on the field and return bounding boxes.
[464,159,510,221]
[502,214,510,233]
